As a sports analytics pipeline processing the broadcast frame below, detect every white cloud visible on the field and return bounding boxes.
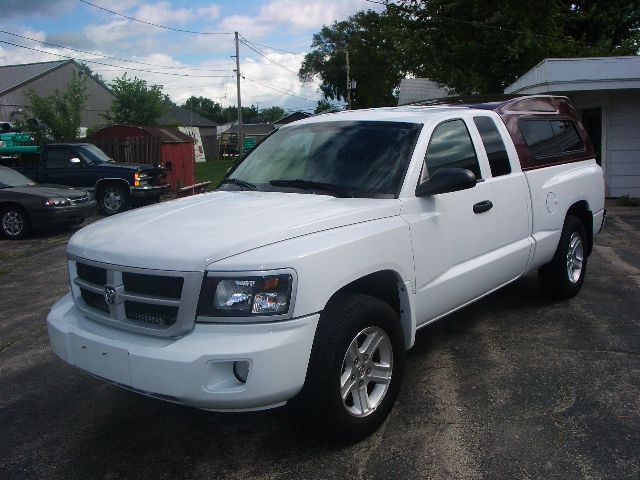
[196,4,221,20]
[135,1,193,25]
[218,0,382,37]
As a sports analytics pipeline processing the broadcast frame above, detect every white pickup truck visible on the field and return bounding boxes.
[48,95,605,441]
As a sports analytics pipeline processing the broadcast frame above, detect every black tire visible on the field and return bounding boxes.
[298,293,405,443]
[0,205,31,239]
[98,184,129,215]
[538,215,588,299]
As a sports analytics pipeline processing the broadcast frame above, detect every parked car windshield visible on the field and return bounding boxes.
[226,121,422,198]
[78,145,114,164]
[0,166,36,188]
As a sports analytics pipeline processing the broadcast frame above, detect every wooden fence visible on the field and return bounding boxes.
[89,136,161,165]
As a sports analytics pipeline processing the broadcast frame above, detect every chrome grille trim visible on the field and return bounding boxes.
[68,255,203,337]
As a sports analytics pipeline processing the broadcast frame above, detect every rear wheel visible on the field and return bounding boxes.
[298,293,405,443]
[539,215,588,299]
[99,184,129,215]
[0,206,31,239]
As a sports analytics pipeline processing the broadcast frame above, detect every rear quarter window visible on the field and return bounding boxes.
[519,119,585,160]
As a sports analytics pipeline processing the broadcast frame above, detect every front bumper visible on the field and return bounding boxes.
[30,201,97,228]
[47,293,319,410]
[130,185,168,198]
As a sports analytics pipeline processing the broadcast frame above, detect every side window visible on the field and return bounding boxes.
[520,119,585,159]
[46,148,79,169]
[424,119,481,180]
[550,120,583,153]
[473,116,511,177]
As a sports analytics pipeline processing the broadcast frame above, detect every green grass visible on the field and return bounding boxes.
[195,159,237,191]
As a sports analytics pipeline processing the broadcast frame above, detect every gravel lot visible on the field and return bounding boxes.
[1,203,639,479]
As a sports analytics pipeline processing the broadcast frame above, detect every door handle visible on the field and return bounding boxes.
[473,200,493,214]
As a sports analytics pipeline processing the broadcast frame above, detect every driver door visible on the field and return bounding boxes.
[41,147,84,187]
[401,119,501,326]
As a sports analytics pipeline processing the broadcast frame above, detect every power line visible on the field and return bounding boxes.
[239,38,299,76]
[0,40,234,78]
[78,0,232,35]
[242,76,316,103]
[240,37,302,56]
[0,29,229,71]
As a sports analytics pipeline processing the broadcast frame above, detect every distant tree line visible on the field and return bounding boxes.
[181,96,287,124]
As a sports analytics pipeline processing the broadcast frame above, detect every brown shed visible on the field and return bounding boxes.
[90,125,195,192]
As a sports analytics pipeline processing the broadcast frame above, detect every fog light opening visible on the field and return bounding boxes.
[233,361,250,383]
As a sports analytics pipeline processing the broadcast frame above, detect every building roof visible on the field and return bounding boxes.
[0,60,71,95]
[157,105,217,127]
[274,111,311,125]
[398,78,449,105]
[93,124,194,143]
[505,56,640,95]
[226,123,275,135]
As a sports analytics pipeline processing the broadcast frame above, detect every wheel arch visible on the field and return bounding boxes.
[566,200,593,255]
[95,178,131,195]
[325,270,414,350]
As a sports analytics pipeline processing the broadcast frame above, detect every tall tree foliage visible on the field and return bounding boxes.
[393,0,640,94]
[105,74,168,125]
[299,10,404,108]
[181,97,286,124]
[25,73,87,143]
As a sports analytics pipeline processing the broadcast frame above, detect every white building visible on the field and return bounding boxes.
[505,56,640,197]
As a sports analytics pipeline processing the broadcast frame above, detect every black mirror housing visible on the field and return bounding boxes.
[415,167,477,197]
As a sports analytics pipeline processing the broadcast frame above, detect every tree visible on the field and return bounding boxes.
[104,74,169,125]
[314,99,336,114]
[257,106,285,123]
[25,73,87,143]
[299,10,404,109]
[182,96,223,122]
[392,0,640,94]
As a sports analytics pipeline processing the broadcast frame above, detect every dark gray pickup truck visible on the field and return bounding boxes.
[0,143,168,215]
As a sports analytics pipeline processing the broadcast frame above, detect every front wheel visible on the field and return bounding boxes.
[538,215,588,299]
[299,293,405,443]
[99,184,129,215]
[0,206,31,239]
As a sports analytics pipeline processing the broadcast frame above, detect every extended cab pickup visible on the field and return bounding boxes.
[47,96,605,441]
[0,142,167,214]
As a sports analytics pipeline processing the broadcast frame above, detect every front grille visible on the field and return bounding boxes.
[125,301,179,326]
[80,288,109,313]
[122,272,183,299]
[77,262,107,285]
[71,259,190,334]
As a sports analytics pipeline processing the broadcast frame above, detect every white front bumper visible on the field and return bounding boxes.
[47,293,319,410]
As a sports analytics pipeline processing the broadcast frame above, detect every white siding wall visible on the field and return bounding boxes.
[607,92,640,197]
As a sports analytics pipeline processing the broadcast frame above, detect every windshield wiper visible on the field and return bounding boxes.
[269,179,352,198]
[219,178,256,190]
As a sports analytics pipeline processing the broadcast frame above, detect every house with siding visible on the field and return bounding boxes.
[505,56,640,197]
[0,59,114,129]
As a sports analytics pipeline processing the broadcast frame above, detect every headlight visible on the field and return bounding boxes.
[43,198,71,207]
[134,172,149,187]
[197,273,294,321]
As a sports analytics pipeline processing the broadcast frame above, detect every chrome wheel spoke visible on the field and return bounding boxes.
[352,385,371,413]
[340,371,357,400]
[361,330,383,357]
[566,231,584,283]
[368,363,392,384]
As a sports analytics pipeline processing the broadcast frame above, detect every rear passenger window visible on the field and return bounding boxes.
[473,116,511,176]
[520,119,585,159]
[424,119,481,180]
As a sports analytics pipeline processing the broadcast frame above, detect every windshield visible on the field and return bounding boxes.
[0,166,35,188]
[226,121,422,198]
[78,144,113,164]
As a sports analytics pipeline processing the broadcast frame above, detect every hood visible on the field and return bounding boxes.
[68,191,401,271]
[6,185,88,199]
[95,162,158,172]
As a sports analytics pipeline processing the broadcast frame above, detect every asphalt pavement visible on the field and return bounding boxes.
[1,203,639,479]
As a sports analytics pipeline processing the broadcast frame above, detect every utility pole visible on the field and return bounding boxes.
[234,31,243,156]
[345,49,352,110]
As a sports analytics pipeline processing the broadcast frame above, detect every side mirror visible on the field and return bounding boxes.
[70,157,81,166]
[415,167,477,197]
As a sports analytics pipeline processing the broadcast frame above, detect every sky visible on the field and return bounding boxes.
[0,0,383,113]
